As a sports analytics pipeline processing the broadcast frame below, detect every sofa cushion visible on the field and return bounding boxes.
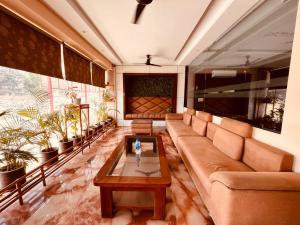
[196,111,212,122]
[221,117,252,138]
[166,120,199,147]
[213,128,244,160]
[183,113,192,126]
[207,122,219,141]
[191,116,207,136]
[178,136,253,192]
[242,138,294,172]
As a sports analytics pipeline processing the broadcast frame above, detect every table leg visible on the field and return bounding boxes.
[100,187,113,218]
[154,188,166,220]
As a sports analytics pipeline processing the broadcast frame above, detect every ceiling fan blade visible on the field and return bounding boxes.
[149,63,162,67]
[133,3,146,24]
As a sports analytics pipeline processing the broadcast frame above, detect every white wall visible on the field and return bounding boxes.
[115,65,185,126]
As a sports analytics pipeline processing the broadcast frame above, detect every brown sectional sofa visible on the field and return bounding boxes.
[166,109,300,225]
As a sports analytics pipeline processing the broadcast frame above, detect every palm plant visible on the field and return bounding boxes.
[96,102,119,123]
[68,105,81,138]
[47,110,73,142]
[0,113,37,171]
[17,88,53,152]
[102,89,115,102]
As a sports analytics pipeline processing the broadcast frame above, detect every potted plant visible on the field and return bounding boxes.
[68,105,82,146]
[66,87,81,105]
[0,113,38,190]
[17,88,59,166]
[102,89,115,102]
[48,111,73,154]
[96,102,119,124]
[18,109,59,167]
[97,102,109,123]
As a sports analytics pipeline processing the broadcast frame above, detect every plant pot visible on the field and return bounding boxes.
[40,147,58,167]
[59,139,74,154]
[0,166,26,191]
[72,135,82,146]
[74,98,81,105]
[90,126,97,137]
[84,129,93,140]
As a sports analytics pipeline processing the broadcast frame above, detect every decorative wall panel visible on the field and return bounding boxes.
[124,74,177,118]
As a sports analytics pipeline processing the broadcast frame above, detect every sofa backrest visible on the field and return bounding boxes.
[191,116,207,136]
[186,108,196,115]
[212,118,253,160]
[242,138,294,172]
[221,117,252,138]
[213,128,244,160]
[196,111,212,122]
[206,122,219,140]
[182,108,196,125]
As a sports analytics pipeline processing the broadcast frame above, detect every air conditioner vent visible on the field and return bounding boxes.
[211,70,237,78]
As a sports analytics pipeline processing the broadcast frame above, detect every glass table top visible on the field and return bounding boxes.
[107,136,161,177]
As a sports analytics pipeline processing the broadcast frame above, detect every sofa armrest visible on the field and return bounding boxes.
[209,171,300,225]
[209,171,300,191]
[165,113,183,120]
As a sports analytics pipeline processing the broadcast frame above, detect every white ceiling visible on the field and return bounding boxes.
[44,0,211,65]
[43,0,298,67]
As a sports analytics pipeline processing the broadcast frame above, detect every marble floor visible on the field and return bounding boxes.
[0,127,214,225]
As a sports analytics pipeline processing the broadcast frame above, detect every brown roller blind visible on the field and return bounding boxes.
[92,63,105,87]
[63,45,91,84]
[0,8,62,78]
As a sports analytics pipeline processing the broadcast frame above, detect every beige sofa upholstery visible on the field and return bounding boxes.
[166,112,299,225]
[165,108,211,149]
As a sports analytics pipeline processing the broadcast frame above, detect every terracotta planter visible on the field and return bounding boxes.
[72,136,82,146]
[40,147,59,167]
[58,139,74,154]
[0,166,26,191]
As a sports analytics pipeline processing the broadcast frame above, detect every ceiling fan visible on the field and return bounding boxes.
[145,54,161,67]
[133,0,153,24]
[225,55,261,68]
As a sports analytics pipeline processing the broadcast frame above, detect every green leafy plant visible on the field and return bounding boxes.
[96,102,119,122]
[102,89,115,102]
[0,113,38,171]
[68,105,81,137]
[17,88,53,151]
[47,110,73,142]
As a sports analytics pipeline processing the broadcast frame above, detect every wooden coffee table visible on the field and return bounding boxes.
[93,135,171,219]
